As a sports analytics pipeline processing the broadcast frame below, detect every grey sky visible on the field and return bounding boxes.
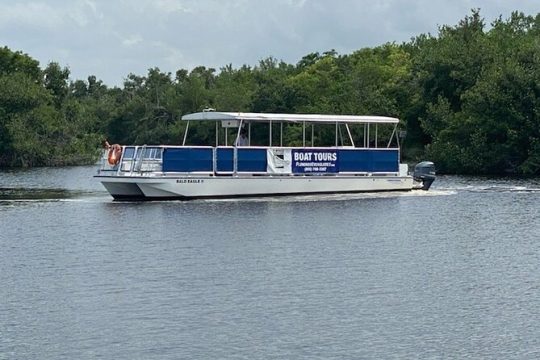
[1,0,539,86]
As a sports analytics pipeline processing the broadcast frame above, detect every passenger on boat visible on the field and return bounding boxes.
[236,128,248,146]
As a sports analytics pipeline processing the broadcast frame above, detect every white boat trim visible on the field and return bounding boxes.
[181,111,399,124]
[96,174,414,200]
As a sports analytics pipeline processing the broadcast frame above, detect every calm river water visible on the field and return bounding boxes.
[1,166,539,359]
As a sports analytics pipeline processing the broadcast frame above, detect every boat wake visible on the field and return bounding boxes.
[195,189,454,204]
[428,175,540,194]
[474,185,540,193]
[436,184,540,194]
[0,187,109,203]
[0,186,454,205]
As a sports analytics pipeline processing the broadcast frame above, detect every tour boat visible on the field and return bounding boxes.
[95,111,435,200]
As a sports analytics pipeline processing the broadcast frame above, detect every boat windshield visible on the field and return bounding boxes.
[143,147,162,160]
[123,147,136,159]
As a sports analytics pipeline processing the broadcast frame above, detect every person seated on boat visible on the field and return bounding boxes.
[235,128,248,146]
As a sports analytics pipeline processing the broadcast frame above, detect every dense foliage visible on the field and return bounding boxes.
[1,10,539,174]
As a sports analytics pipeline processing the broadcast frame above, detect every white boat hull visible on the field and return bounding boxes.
[96,175,414,200]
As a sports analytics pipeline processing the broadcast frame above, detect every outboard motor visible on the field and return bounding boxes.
[413,161,436,190]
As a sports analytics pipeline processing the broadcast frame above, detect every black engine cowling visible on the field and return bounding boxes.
[413,161,436,190]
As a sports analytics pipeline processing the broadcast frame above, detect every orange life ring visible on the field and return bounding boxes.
[107,144,122,165]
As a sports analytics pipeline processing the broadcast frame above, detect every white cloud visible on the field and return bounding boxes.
[152,41,186,69]
[122,34,144,47]
[154,0,191,14]
[67,0,104,26]
[123,0,194,15]
[1,0,539,86]
[0,2,63,29]
[286,0,307,8]
[84,0,99,15]
[0,0,104,30]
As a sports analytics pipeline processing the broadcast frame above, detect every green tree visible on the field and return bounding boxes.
[0,46,41,81]
[43,62,70,107]
[213,64,256,111]
[0,72,58,166]
[421,11,540,174]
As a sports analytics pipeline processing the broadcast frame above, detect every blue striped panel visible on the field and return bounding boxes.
[338,149,399,172]
[162,148,213,172]
[216,148,233,172]
[237,148,267,172]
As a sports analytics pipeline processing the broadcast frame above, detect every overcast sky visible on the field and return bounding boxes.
[1,0,539,86]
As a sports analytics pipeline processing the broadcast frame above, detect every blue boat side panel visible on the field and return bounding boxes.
[237,149,267,172]
[162,148,213,172]
[338,150,372,172]
[371,150,399,172]
[338,149,399,173]
[216,148,234,172]
[161,147,397,173]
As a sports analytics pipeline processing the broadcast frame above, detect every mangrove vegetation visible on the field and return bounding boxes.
[1,10,539,174]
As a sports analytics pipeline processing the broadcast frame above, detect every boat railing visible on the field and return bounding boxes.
[157,145,400,176]
[101,145,402,177]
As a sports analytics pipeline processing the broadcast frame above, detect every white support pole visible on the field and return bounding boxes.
[345,123,355,147]
[215,121,218,146]
[303,121,306,147]
[338,124,345,147]
[269,120,272,146]
[235,120,243,147]
[363,124,367,148]
[182,121,190,146]
[387,124,397,148]
[367,124,370,148]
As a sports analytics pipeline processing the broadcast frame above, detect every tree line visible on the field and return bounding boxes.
[1,10,539,174]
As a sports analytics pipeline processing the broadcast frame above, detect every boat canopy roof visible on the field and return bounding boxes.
[181,111,399,124]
